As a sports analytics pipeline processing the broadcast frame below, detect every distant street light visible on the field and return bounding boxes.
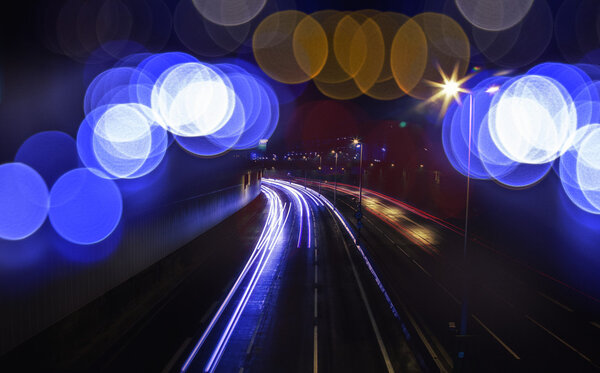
[354,139,364,244]
[331,150,338,206]
[303,156,307,188]
[318,154,322,195]
[354,139,363,208]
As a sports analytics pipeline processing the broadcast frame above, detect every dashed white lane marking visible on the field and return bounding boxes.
[314,287,318,318]
[537,291,574,313]
[313,325,318,373]
[395,244,410,258]
[440,285,460,305]
[526,315,595,366]
[472,315,521,360]
[384,234,394,243]
[326,189,527,370]
[412,259,432,278]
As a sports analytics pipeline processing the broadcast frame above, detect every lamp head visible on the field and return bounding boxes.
[442,79,461,97]
[425,63,474,118]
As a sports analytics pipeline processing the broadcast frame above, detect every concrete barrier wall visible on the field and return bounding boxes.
[0,150,262,355]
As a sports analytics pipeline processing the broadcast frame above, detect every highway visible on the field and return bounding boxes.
[4,174,598,372]
[298,178,600,372]
[85,181,422,372]
[176,180,421,372]
[250,180,420,373]
[13,176,598,372]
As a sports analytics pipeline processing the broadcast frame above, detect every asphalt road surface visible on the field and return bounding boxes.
[87,181,422,372]
[304,179,600,372]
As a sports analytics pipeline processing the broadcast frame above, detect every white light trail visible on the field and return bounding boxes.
[181,185,289,372]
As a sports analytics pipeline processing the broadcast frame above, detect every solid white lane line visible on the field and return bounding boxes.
[244,322,260,356]
[537,291,574,313]
[313,325,318,373]
[398,301,446,372]
[339,233,395,373]
[246,293,273,358]
[472,314,520,360]
[482,284,517,310]
[240,307,269,373]
[526,315,595,366]
[321,189,447,372]
[200,301,219,324]
[314,288,318,318]
[162,338,192,373]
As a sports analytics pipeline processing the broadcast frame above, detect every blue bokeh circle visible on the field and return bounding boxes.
[0,163,49,240]
[49,168,123,245]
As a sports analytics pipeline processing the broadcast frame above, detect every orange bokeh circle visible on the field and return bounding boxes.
[253,10,328,84]
[391,12,470,99]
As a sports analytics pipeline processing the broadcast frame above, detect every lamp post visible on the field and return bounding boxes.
[428,67,483,371]
[353,139,364,244]
[332,150,338,206]
[455,86,500,372]
[353,139,364,208]
[303,155,307,189]
[318,154,322,195]
[459,94,473,342]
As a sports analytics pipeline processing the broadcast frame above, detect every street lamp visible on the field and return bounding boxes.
[430,65,476,370]
[353,138,364,208]
[426,63,471,118]
[303,155,308,189]
[331,150,338,206]
[353,138,364,244]
[318,154,322,195]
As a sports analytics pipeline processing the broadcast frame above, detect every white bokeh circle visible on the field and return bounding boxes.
[489,75,577,165]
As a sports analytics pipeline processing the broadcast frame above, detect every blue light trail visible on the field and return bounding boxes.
[181,180,321,372]
[181,185,290,372]
[263,180,315,248]
[203,193,290,372]
[267,179,402,321]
